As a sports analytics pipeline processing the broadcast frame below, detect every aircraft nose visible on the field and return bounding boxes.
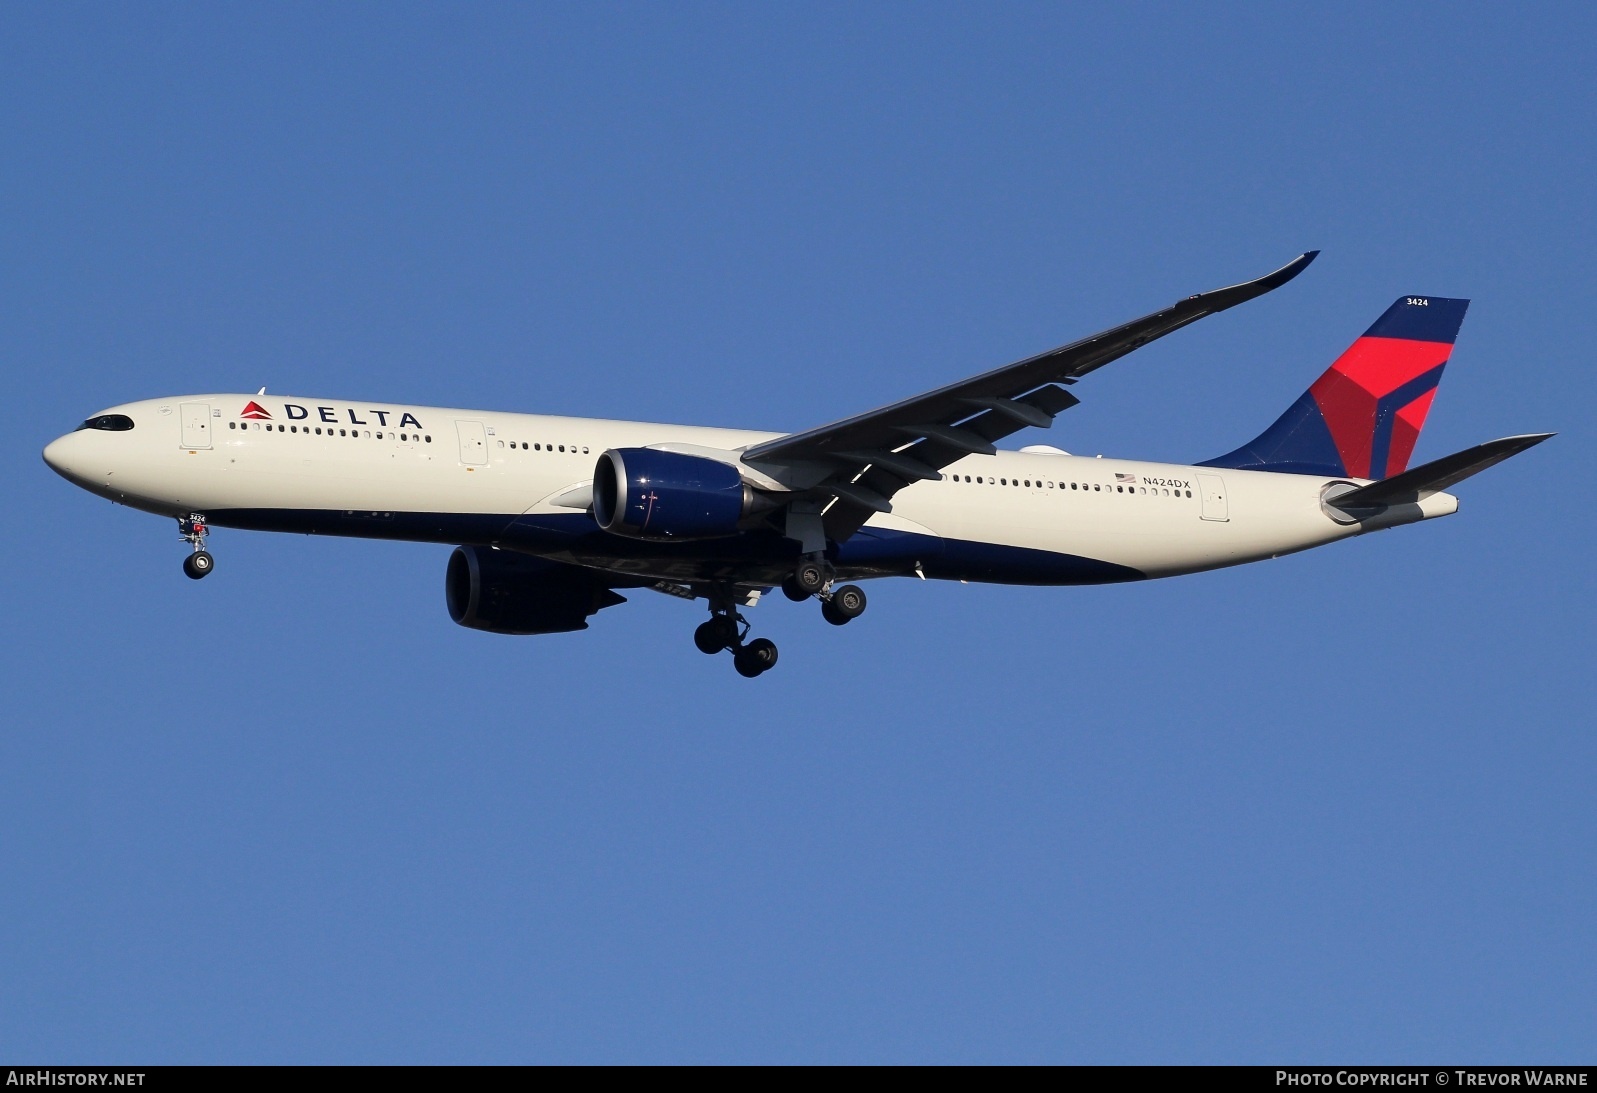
[42,431,92,484]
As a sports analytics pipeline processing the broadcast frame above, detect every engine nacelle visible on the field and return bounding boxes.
[592,447,773,540]
[445,546,625,635]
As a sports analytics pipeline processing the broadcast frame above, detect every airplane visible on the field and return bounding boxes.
[42,252,1552,677]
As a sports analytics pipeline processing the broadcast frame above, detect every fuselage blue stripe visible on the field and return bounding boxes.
[205,507,1146,587]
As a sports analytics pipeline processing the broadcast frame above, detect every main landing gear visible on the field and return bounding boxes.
[693,606,780,678]
[684,565,868,679]
[179,514,214,580]
[781,558,867,627]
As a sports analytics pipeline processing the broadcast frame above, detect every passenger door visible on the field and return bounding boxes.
[180,402,212,449]
[1196,473,1229,522]
[456,420,488,465]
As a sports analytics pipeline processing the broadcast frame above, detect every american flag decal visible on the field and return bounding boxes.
[1115,472,1138,484]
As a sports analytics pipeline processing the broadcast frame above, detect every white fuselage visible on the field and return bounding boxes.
[43,394,1459,588]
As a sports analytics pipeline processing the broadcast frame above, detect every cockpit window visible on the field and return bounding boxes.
[78,414,134,432]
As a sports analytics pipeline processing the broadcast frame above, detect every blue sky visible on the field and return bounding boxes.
[2,3,1593,1063]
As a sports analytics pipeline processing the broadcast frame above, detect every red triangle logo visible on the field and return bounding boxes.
[240,401,272,419]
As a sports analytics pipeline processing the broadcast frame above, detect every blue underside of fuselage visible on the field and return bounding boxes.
[207,507,1146,587]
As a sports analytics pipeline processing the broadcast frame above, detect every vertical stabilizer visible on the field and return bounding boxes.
[1201,296,1469,479]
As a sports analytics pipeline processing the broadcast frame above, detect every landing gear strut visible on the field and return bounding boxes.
[694,588,779,677]
[179,514,213,580]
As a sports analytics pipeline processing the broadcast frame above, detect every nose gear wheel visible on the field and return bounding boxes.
[178,514,214,579]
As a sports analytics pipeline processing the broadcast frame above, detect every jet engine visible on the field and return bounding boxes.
[592,448,777,541]
[445,546,626,635]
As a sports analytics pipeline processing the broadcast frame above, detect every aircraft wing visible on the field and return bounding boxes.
[742,251,1318,540]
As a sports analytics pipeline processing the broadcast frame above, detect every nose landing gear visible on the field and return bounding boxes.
[178,514,214,580]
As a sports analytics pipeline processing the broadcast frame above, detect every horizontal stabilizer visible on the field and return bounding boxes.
[1327,433,1553,510]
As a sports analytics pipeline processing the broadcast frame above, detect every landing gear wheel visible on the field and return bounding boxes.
[793,560,826,596]
[781,575,812,602]
[710,615,739,647]
[821,584,865,625]
[733,638,778,677]
[183,551,214,580]
[694,614,740,654]
[694,620,725,655]
[832,584,866,618]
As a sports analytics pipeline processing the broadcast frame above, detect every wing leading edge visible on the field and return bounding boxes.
[742,251,1319,541]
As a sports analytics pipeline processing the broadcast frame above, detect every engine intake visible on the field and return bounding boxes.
[592,447,773,540]
[445,546,625,635]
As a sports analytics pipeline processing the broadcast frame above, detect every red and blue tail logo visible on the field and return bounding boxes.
[1201,296,1469,479]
